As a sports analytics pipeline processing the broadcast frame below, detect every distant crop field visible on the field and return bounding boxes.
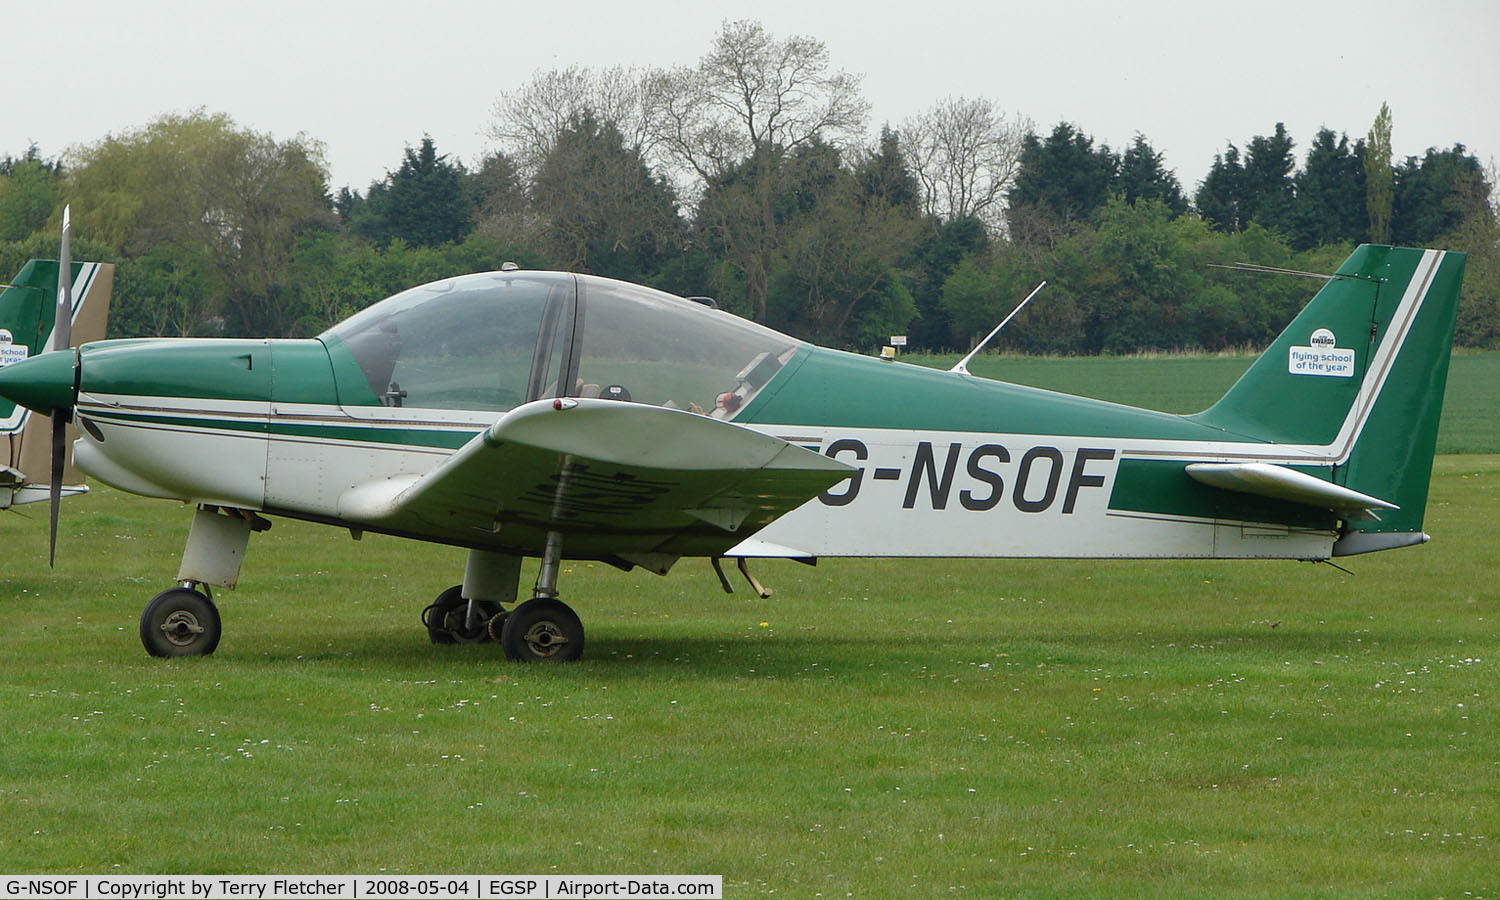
[903,350,1500,455]
[2,459,1496,894]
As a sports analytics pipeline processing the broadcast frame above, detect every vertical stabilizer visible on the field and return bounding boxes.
[1191,245,1465,542]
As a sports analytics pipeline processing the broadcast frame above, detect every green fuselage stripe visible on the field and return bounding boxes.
[82,407,478,450]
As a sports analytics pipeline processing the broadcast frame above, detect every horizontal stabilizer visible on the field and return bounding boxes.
[0,464,86,509]
[1332,530,1429,557]
[1185,462,1397,520]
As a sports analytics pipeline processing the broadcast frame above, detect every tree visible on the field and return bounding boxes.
[1444,208,1500,347]
[1392,144,1492,246]
[350,137,474,248]
[764,156,921,347]
[0,145,62,177]
[1290,128,1366,249]
[1005,123,1119,238]
[854,127,921,215]
[1196,144,1245,232]
[0,145,62,241]
[902,215,989,350]
[1066,197,1208,354]
[487,65,658,177]
[695,143,814,320]
[470,151,525,220]
[692,134,926,339]
[1197,124,1296,235]
[939,240,1074,354]
[279,229,551,338]
[647,19,868,186]
[900,96,1030,231]
[65,110,333,335]
[108,242,221,338]
[529,113,685,281]
[1365,102,1394,244]
[467,150,533,247]
[1240,123,1296,232]
[1116,135,1186,215]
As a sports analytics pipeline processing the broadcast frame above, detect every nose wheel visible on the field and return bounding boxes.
[140,586,222,657]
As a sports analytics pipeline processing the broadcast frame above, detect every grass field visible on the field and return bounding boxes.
[1,356,1497,897]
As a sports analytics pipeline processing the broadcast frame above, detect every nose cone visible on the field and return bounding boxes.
[0,349,77,414]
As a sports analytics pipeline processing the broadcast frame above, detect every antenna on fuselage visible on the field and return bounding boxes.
[949,281,1046,376]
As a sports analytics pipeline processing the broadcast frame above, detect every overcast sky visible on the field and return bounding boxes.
[9,0,1497,197]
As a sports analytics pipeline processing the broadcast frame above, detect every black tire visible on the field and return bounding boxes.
[423,585,463,644]
[424,585,501,644]
[140,588,221,658]
[500,597,584,662]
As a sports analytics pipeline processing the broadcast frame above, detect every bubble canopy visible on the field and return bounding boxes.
[320,271,803,418]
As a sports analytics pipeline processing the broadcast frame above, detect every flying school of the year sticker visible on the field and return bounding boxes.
[0,328,29,367]
[1288,327,1355,377]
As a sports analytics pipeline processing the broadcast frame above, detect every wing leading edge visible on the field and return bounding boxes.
[339,398,853,560]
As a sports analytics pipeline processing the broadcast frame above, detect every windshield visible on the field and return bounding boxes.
[323,273,569,411]
[571,275,801,417]
[321,271,802,418]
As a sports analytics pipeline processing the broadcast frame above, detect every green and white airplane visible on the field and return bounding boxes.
[0,222,1467,662]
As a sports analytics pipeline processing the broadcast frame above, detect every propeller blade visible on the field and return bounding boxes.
[48,205,73,567]
[55,205,72,352]
[48,410,64,566]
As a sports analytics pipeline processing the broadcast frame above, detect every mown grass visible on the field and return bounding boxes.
[2,463,1496,895]
[0,354,1496,896]
[902,350,1500,454]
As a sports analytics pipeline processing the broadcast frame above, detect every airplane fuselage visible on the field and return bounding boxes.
[68,337,1338,564]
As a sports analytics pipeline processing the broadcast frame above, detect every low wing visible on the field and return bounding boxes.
[1185,462,1397,521]
[339,398,853,560]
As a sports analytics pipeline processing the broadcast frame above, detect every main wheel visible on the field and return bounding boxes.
[140,587,221,658]
[423,585,502,644]
[500,597,584,662]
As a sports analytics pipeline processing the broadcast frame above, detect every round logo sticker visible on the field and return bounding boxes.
[0,328,12,344]
[1310,328,1336,348]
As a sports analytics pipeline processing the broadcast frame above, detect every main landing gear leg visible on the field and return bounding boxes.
[498,530,584,662]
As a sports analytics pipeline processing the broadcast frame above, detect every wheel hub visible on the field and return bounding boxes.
[521,621,568,657]
[443,608,492,643]
[160,610,205,646]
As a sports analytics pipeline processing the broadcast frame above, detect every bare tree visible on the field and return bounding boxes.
[1486,155,1500,222]
[647,19,869,185]
[488,65,658,176]
[901,96,1030,232]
